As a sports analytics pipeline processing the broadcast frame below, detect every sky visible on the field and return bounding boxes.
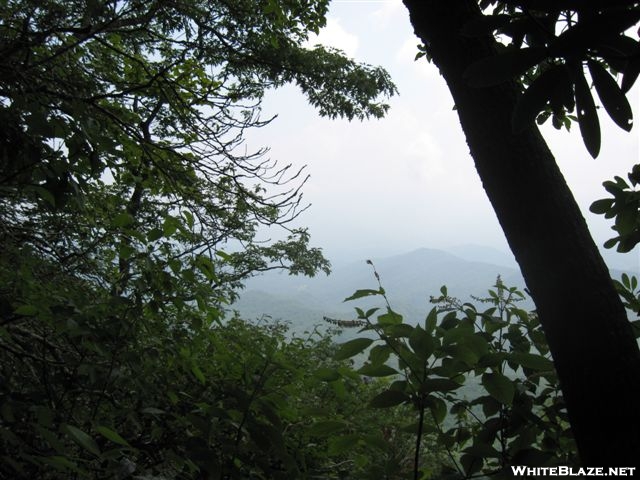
[244,0,639,270]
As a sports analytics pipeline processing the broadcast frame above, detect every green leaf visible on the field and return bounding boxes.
[328,434,361,455]
[425,307,438,333]
[604,237,619,249]
[440,311,458,329]
[631,320,640,339]
[369,389,410,408]
[14,305,39,316]
[301,406,330,417]
[163,215,181,237]
[551,10,640,58]
[422,378,462,393]
[40,456,83,474]
[113,212,134,228]
[146,228,163,242]
[191,364,206,384]
[464,47,548,87]
[333,338,374,361]
[461,453,484,476]
[509,352,554,371]
[445,344,480,367]
[314,367,340,382]
[512,65,572,132]
[463,333,490,359]
[590,198,615,215]
[357,363,398,377]
[141,407,165,415]
[26,111,55,136]
[588,60,633,131]
[118,244,135,260]
[377,309,403,325]
[574,69,601,158]
[426,396,447,424]
[385,323,413,338]
[477,352,507,369]
[360,433,389,451]
[34,425,64,453]
[622,273,631,289]
[604,176,629,195]
[442,323,474,345]
[182,210,195,228]
[482,372,515,405]
[409,324,435,359]
[621,56,640,93]
[95,426,130,447]
[195,255,218,282]
[365,307,380,318]
[400,421,421,434]
[64,424,101,457]
[307,420,348,437]
[616,204,638,236]
[343,289,382,302]
[368,344,392,365]
[480,395,501,417]
[215,250,233,262]
[32,186,56,206]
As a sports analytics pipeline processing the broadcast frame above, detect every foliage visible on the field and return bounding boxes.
[0,0,396,195]
[0,0,400,478]
[332,264,578,479]
[458,1,639,157]
[462,0,640,321]
[590,164,640,254]
[0,0,398,296]
[466,0,640,326]
[589,164,640,321]
[1,272,427,480]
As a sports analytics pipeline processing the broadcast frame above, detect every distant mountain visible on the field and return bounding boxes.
[230,247,526,332]
[231,246,640,333]
[443,244,517,268]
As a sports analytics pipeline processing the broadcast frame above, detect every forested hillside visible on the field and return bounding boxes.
[233,248,527,332]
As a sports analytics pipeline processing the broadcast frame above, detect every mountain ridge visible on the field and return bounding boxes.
[231,247,525,331]
[231,246,637,332]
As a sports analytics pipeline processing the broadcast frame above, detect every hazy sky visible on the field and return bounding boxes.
[245,0,639,269]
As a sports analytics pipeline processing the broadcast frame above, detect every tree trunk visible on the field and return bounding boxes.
[403,0,640,466]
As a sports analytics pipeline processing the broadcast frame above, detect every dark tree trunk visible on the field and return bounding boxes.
[403,0,640,466]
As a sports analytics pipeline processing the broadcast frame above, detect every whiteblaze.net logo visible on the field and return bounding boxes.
[511,466,636,477]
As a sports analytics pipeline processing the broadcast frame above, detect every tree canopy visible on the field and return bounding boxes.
[0,0,399,477]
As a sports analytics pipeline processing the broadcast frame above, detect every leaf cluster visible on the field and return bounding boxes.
[462,1,639,157]
[590,165,640,253]
[0,249,418,480]
[332,271,579,479]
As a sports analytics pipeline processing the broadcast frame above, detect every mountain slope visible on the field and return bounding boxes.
[231,248,526,330]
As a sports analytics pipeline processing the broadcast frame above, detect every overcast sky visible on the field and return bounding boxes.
[245,0,639,270]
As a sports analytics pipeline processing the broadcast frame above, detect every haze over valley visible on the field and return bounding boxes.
[230,245,637,334]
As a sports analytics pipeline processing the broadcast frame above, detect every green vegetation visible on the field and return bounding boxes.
[1,296,441,479]
[332,268,579,479]
[0,0,398,477]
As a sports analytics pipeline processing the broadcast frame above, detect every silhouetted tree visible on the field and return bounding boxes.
[403,0,640,466]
